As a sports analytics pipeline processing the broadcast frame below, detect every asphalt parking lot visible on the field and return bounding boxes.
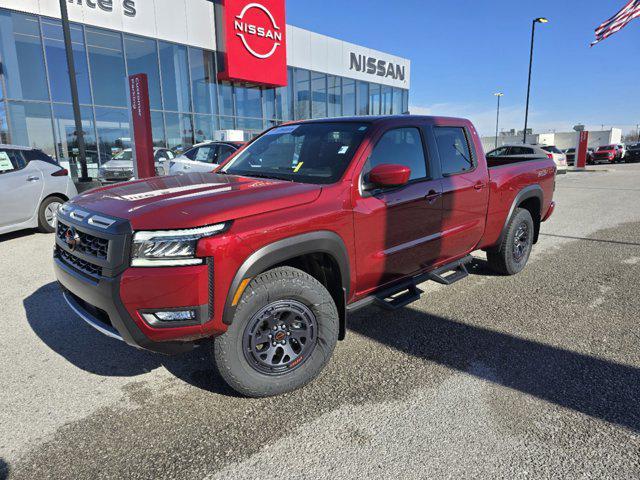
[1,164,639,479]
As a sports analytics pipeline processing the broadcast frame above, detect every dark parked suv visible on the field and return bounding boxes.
[625,143,640,163]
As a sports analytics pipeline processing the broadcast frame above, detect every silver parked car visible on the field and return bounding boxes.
[0,145,78,235]
[169,141,243,175]
[98,148,176,184]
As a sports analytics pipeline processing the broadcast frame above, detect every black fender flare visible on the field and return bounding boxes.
[222,231,350,326]
[497,184,543,246]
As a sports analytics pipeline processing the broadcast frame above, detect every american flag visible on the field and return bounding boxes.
[591,0,640,46]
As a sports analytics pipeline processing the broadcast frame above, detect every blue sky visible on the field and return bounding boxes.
[286,0,640,136]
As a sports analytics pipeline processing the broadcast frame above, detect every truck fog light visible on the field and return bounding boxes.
[142,310,197,325]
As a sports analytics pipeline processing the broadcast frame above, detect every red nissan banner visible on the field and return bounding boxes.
[576,130,589,169]
[128,74,155,179]
[218,0,288,87]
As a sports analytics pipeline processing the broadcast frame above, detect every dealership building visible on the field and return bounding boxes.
[0,0,410,173]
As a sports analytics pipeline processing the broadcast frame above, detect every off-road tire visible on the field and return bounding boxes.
[37,196,65,233]
[487,208,535,276]
[213,267,339,397]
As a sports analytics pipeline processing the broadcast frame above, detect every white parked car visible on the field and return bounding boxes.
[98,148,175,183]
[540,145,568,173]
[0,145,77,235]
[169,141,243,175]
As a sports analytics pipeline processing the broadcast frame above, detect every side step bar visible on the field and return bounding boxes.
[348,255,473,313]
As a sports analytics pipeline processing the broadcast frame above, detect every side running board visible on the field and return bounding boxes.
[427,255,472,285]
[354,255,473,312]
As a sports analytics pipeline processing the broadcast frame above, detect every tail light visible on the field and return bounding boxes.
[52,168,69,177]
[546,153,553,159]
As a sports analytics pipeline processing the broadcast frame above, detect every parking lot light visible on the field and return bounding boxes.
[523,17,549,144]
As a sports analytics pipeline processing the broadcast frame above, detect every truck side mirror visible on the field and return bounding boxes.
[367,164,411,188]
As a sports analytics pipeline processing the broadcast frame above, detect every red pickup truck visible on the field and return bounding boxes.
[54,116,556,397]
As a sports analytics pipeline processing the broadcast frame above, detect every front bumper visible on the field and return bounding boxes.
[53,208,217,355]
[55,257,197,355]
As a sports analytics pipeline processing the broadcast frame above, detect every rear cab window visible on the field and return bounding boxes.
[434,127,474,176]
[0,149,26,174]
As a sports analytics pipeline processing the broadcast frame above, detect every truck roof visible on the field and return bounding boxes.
[288,115,471,126]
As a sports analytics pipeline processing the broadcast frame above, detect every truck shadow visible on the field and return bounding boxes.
[348,305,640,432]
[23,283,238,397]
[24,284,640,428]
[0,458,9,480]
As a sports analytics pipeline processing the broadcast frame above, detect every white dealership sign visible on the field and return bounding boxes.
[2,0,217,50]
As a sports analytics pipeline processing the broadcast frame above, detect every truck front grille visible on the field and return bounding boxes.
[57,222,109,259]
[56,246,103,278]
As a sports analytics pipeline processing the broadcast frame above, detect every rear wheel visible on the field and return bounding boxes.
[213,267,339,397]
[37,196,65,233]
[487,208,534,275]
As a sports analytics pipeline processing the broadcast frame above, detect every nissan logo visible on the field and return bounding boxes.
[64,228,81,252]
[234,3,283,59]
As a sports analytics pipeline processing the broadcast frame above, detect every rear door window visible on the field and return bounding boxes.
[0,149,26,173]
[218,145,237,163]
[22,149,58,166]
[434,127,474,176]
[364,127,427,181]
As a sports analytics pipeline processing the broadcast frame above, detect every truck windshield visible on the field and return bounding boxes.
[222,122,370,184]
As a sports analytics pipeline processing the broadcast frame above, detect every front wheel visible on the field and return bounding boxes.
[38,196,65,233]
[212,267,339,397]
[487,208,535,275]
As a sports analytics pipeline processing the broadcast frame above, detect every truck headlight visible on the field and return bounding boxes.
[131,223,228,267]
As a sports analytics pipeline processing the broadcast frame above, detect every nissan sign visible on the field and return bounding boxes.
[218,0,288,87]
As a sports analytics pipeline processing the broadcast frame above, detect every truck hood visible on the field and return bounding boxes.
[70,173,322,230]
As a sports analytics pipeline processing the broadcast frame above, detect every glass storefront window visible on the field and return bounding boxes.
[235,85,262,119]
[189,47,218,115]
[42,20,91,105]
[194,114,216,143]
[7,101,56,155]
[381,85,392,115]
[151,111,166,147]
[237,117,263,131]
[342,78,356,116]
[0,101,10,144]
[0,12,49,101]
[264,88,277,123]
[94,107,130,161]
[125,35,162,110]
[402,90,409,114]
[392,88,403,115]
[165,113,193,151]
[159,42,190,113]
[86,28,127,107]
[327,76,341,118]
[356,81,369,116]
[51,103,98,164]
[311,72,327,119]
[369,83,381,116]
[220,116,235,130]
[218,82,234,118]
[294,69,310,120]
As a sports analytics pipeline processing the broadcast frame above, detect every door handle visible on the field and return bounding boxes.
[473,182,486,191]
[27,176,40,182]
[183,165,191,170]
[425,190,442,204]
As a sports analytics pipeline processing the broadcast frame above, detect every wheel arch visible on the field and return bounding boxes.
[222,231,350,338]
[498,184,543,247]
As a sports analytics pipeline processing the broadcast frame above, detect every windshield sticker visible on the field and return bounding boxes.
[338,146,349,155]
[293,162,304,173]
[0,152,14,172]
[358,126,368,131]
[266,125,299,136]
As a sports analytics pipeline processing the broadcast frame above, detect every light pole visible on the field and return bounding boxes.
[523,17,549,144]
[636,124,639,142]
[58,0,89,182]
[494,92,503,149]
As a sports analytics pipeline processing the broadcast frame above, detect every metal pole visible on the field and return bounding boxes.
[523,20,536,144]
[59,0,89,181]
[636,124,639,142]
[494,93,503,150]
